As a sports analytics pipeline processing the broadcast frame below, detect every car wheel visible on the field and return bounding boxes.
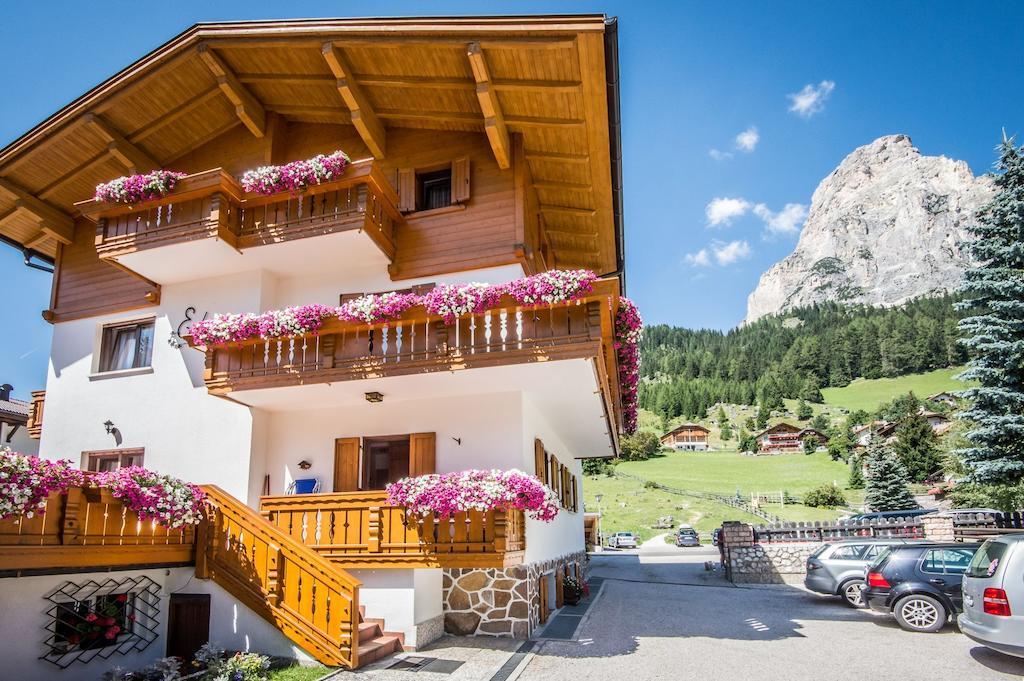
[839,579,867,608]
[893,594,947,633]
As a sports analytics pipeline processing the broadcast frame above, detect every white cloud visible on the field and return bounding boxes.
[684,248,711,267]
[787,80,835,118]
[705,197,752,227]
[712,240,752,265]
[735,126,759,152]
[754,202,808,235]
[708,148,734,162]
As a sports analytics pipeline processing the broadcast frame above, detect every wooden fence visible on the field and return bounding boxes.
[753,517,925,543]
[952,511,1024,541]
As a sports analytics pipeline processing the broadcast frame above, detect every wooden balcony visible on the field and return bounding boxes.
[27,389,44,439]
[79,160,401,282]
[192,279,624,437]
[0,485,195,575]
[259,491,526,569]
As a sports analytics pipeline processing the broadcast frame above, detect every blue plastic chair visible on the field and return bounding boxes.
[287,478,322,495]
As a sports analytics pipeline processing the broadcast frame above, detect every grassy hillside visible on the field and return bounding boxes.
[820,367,969,413]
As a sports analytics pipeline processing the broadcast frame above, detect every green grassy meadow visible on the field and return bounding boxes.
[820,367,969,413]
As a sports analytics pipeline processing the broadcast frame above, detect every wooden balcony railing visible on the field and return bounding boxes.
[198,486,361,668]
[27,389,44,439]
[0,485,195,574]
[83,160,399,263]
[194,279,624,436]
[259,491,526,569]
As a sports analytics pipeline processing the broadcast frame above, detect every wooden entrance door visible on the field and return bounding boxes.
[538,576,549,624]
[166,594,210,664]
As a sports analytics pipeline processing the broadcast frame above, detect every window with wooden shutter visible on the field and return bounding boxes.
[397,168,416,212]
[549,455,560,499]
[571,476,578,512]
[451,157,470,203]
[333,437,361,492]
[409,432,436,477]
[534,439,547,483]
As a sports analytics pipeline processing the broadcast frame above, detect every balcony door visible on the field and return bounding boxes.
[334,432,435,492]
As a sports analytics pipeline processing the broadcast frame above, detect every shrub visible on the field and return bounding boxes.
[803,483,847,508]
[620,431,661,461]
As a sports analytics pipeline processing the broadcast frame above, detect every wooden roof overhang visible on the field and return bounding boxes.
[0,15,623,278]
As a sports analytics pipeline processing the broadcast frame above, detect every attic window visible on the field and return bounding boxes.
[417,169,452,211]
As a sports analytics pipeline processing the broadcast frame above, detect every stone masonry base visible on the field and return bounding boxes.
[442,551,587,638]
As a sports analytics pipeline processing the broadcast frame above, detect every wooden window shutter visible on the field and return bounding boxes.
[398,168,416,212]
[534,439,547,483]
[451,157,470,203]
[572,476,578,512]
[561,466,570,507]
[549,455,560,497]
[333,438,361,492]
[409,432,436,477]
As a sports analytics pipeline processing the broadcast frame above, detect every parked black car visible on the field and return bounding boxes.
[863,542,980,632]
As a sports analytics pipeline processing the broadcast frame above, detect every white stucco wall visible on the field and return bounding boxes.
[520,394,585,564]
[0,567,313,681]
[263,391,524,495]
[352,568,443,648]
[1,421,39,455]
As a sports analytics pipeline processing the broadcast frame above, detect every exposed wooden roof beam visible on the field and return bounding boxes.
[237,73,334,85]
[322,43,386,158]
[534,180,593,191]
[540,205,597,216]
[235,72,582,94]
[526,150,589,164]
[0,178,74,244]
[506,115,585,129]
[268,105,352,122]
[0,205,28,228]
[23,230,50,250]
[377,109,482,124]
[83,114,158,173]
[197,44,266,138]
[467,42,510,170]
[494,79,581,93]
[128,86,222,144]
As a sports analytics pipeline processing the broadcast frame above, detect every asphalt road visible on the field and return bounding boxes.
[515,544,1024,681]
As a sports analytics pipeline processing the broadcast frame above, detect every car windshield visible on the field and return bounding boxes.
[966,540,1009,578]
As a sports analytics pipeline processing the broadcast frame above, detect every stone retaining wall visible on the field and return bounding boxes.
[442,550,587,638]
[726,544,819,584]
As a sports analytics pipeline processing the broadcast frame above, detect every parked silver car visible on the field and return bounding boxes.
[959,534,1024,658]
[804,538,917,607]
[607,531,639,549]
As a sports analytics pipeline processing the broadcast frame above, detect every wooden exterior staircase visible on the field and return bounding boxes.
[197,486,399,669]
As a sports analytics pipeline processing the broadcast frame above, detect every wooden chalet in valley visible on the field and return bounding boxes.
[754,423,826,454]
[0,15,626,678]
[660,423,710,451]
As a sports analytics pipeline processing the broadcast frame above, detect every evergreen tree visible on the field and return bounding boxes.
[744,416,756,431]
[828,430,853,462]
[956,139,1024,483]
[892,412,942,482]
[755,405,769,429]
[721,422,733,441]
[864,445,918,511]
[799,377,824,403]
[738,429,757,453]
[797,399,813,421]
[811,412,830,432]
[847,453,865,489]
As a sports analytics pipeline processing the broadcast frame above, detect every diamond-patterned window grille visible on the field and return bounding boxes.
[40,576,161,669]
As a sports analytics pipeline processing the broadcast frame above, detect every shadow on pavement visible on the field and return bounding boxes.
[969,646,1024,675]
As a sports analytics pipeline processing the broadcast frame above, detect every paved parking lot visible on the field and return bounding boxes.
[517,545,1024,681]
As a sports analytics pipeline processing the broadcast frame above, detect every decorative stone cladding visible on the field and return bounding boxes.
[920,514,955,542]
[442,550,587,638]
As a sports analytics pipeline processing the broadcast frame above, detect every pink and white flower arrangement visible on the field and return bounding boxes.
[505,269,597,306]
[256,304,336,338]
[241,150,351,195]
[189,304,335,345]
[386,469,559,522]
[94,466,205,530]
[337,291,422,325]
[422,282,504,323]
[614,297,643,434]
[94,170,187,204]
[189,312,262,346]
[0,449,84,520]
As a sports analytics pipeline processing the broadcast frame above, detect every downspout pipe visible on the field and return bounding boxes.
[0,233,55,273]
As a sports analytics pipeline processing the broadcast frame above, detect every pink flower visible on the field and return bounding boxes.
[386,469,559,522]
[422,283,504,323]
[614,298,643,434]
[95,170,187,204]
[85,613,98,623]
[104,625,120,640]
[241,151,351,195]
[94,466,205,530]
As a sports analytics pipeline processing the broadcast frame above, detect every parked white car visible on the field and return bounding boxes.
[959,534,1024,658]
[607,532,639,549]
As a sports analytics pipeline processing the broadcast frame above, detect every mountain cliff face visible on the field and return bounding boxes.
[744,135,994,324]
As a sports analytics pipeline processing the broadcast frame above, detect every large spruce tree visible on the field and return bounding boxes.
[957,139,1024,483]
[864,444,917,512]
[893,412,941,482]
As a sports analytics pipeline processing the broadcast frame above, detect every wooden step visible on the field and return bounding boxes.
[358,635,402,666]
[359,621,382,643]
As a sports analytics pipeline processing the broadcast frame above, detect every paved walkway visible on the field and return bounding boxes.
[516,548,1024,681]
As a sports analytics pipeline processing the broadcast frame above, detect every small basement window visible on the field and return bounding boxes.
[417,168,452,211]
[99,319,154,373]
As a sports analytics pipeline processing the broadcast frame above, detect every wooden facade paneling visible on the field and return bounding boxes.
[46,219,159,323]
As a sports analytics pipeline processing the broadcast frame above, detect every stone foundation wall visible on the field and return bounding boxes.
[726,544,819,584]
[442,550,587,638]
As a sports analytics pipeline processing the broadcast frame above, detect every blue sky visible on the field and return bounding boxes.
[1,1,1022,399]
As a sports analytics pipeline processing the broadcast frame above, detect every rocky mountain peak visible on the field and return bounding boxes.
[744,135,993,324]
